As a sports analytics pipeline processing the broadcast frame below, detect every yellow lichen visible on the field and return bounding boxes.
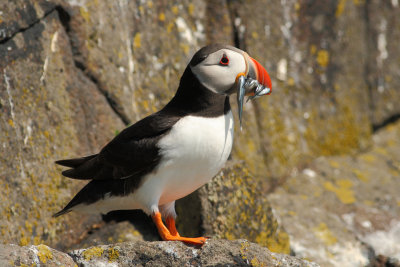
[329,160,340,168]
[79,7,90,22]
[8,119,14,127]
[300,194,308,200]
[37,244,53,264]
[180,43,190,55]
[158,12,165,22]
[82,247,104,261]
[316,50,330,67]
[287,210,296,216]
[108,247,119,262]
[172,6,179,15]
[324,179,355,204]
[360,154,375,163]
[313,223,337,246]
[310,45,317,55]
[167,22,174,33]
[259,231,290,254]
[133,33,141,49]
[294,2,300,11]
[240,241,250,260]
[353,0,365,5]
[352,169,369,182]
[336,0,346,17]
[188,3,194,16]
[33,236,43,245]
[19,237,29,246]
[287,77,295,86]
[250,257,261,266]
[363,200,374,206]
[303,103,370,156]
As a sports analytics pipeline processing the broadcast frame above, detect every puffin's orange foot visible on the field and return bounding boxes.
[152,212,208,246]
[165,217,180,237]
[174,236,208,245]
[159,232,208,246]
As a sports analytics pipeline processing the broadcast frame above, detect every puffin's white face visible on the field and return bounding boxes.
[191,48,247,94]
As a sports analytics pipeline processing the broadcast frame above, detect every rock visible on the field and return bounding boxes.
[364,0,400,126]
[0,244,76,267]
[0,240,321,267]
[70,240,318,267]
[268,120,400,266]
[228,0,372,180]
[0,3,124,249]
[0,0,56,42]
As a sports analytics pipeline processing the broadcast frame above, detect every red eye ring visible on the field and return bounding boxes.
[220,55,229,66]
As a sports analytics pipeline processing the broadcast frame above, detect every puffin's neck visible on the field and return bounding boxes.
[163,67,230,118]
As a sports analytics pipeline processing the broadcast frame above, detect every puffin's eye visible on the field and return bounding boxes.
[219,55,229,66]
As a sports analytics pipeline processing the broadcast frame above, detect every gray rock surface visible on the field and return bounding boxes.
[0,240,319,267]
[269,120,400,266]
[0,3,124,249]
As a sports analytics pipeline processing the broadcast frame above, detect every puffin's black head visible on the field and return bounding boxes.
[189,44,272,96]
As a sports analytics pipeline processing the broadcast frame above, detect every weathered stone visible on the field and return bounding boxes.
[0,7,124,249]
[228,0,372,181]
[364,0,400,126]
[0,240,319,267]
[268,120,400,266]
[69,239,318,267]
[0,0,56,42]
[0,244,76,267]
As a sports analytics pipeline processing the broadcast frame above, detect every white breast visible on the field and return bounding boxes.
[154,111,234,204]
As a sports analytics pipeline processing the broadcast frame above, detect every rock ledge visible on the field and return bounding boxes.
[1,239,319,267]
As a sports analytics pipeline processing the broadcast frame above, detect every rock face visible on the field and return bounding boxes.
[1,0,400,266]
[0,240,319,267]
[268,120,400,266]
[0,1,125,249]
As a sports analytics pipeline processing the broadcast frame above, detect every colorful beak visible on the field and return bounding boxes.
[246,56,272,96]
[236,53,272,130]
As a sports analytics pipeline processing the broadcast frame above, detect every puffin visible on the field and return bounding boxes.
[53,44,272,246]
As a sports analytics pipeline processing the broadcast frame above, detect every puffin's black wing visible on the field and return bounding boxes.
[56,111,181,180]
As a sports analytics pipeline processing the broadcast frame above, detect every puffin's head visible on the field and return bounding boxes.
[190,44,272,96]
[190,44,272,127]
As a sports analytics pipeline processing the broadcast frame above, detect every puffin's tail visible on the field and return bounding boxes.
[55,154,97,168]
[55,154,104,180]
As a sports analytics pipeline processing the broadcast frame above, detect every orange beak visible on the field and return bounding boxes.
[248,57,272,95]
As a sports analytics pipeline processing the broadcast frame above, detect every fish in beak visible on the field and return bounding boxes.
[236,53,272,129]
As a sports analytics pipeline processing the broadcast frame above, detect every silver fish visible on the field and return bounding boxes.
[236,76,271,130]
[246,84,271,102]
